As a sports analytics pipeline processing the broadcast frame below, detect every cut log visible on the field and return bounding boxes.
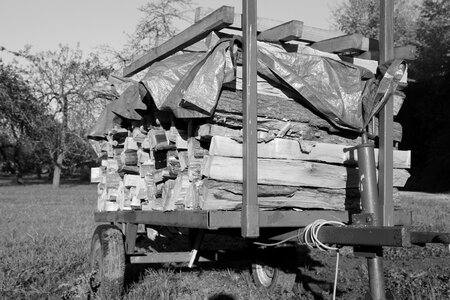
[209,136,411,169]
[201,179,402,211]
[202,156,410,188]
[90,167,103,183]
[197,123,241,139]
[140,161,155,177]
[202,185,359,211]
[124,137,138,153]
[121,151,138,166]
[124,174,141,187]
[149,128,170,150]
[123,6,235,77]
[215,89,403,142]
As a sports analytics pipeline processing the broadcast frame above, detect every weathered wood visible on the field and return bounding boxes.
[187,138,206,182]
[209,136,411,168]
[123,137,139,153]
[90,167,102,183]
[257,20,304,43]
[195,6,282,32]
[197,123,241,139]
[311,33,377,54]
[358,45,417,61]
[120,151,138,166]
[195,7,344,42]
[215,89,403,142]
[201,179,402,211]
[123,6,235,77]
[202,156,410,188]
[148,128,170,150]
[202,186,359,211]
[124,174,141,188]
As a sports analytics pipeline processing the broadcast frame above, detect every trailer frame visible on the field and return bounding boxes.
[90,1,450,299]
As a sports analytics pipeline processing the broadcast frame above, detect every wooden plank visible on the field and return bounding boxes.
[202,180,402,211]
[311,33,378,54]
[195,6,344,42]
[123,6,235,77]
[209,136,411,169]
[257,20,304,43]
[202,155,410,188]
[358,45,417,61]
[195,6,282,32]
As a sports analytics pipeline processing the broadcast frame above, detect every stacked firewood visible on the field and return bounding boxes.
[90,85,410,212]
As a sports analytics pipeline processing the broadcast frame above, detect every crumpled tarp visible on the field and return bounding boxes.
[141,39,235,118]
[88,36,405,138]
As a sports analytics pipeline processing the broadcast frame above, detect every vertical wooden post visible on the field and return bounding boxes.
[242,0,259,238]
[379,0,395,226]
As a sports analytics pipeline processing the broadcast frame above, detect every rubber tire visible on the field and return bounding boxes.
[251,262,297,292]
[89,224,126,299]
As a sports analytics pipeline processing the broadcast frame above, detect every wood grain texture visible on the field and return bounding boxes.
[311,33,378,54]
[358,45,417,61]
[123,6,235,77]
[209,136,411,168]
[194,7,344,42]
[257,20,304,43]
[202,156,410,188]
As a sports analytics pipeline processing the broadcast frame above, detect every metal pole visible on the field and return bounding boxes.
[379,0,395,226]
[241,0,259,238]
[357,132,387,300]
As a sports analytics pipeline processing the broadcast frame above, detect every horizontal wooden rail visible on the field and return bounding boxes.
[123,6,235,77]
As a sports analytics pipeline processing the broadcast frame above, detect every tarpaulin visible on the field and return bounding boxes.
[140,39,235,118]
[88,37,406,138]
[87,101,122,139]
[139,38,404,132]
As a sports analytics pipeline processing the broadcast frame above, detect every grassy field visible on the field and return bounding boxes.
[0,183,448,299]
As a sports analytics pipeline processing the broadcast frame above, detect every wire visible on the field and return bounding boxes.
[333,252,340,300]
[252,219,346,300]
[302,219,346,300]
[252,234,299,246]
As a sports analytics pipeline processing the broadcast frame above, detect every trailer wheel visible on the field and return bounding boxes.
[251,262,297,291]
[89,224,126,299]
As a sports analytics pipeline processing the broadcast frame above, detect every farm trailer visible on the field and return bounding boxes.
[89,1,450,299]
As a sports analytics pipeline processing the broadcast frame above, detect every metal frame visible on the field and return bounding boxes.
[91,1,450,298]
[241,0,259,238]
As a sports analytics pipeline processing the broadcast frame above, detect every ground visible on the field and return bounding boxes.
[0,177,448,299]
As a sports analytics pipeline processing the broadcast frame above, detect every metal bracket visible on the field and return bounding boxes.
[353,213,375,226]
[353,246,383,258]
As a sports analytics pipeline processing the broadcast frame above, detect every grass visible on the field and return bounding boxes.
[0,183,448,299]
[0,183,97,299]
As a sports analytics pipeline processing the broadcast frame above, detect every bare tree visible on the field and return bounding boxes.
[331,0,420,46]
[3,45,111,187]
[99,0,193,71]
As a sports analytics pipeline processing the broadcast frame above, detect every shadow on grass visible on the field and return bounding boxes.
[123,241,343,299]
[0,174,92,187]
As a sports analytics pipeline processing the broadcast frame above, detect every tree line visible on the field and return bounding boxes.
[1,0,448,190]
[334,0,449,191]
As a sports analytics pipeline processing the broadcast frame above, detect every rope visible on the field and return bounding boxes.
[252,219,346,300]
[303,219,346,300]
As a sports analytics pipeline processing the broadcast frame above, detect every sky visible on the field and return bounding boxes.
[0,0,344,54]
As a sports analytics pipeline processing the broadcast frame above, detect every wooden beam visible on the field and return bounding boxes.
[123,6,235,77]
[311,33,378,54]
[195,6,344,42]
[208,136,411,169]
[257,20,304,43]
[195,6,282,32]
[358,45,417,61]
[202,156,410,189]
